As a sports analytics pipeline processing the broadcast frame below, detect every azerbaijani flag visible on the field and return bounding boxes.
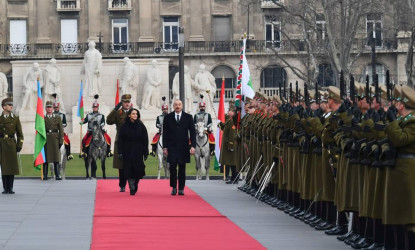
[214,77,226,171]
[34,79,46,170]
[115,79,120,106]
[77,81,84,120]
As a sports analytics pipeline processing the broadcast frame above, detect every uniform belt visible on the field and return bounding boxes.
[397,153,415,159]
[0,134,14,139]
[47,130,58,133]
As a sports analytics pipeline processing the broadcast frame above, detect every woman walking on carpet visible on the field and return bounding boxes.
[118,108,149,195]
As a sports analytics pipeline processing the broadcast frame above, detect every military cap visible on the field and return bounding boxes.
[327,86,342,102]
[45,101,53,107]
[1,97,13,107]
[121,94,131,102]
[244,97,252,105]
[392,85,402,101]
[400,86,415,109]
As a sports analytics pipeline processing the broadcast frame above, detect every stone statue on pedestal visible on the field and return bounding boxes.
[194,64,217,114]
[81,41,102,98]
[20,62,43,113]
[141,59,162,110]
[119,57,139,107]
[172,65,198,113]
[0,72,8,103]
[43,59,64,111]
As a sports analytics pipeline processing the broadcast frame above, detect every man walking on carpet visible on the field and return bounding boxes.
[163,99,196,195]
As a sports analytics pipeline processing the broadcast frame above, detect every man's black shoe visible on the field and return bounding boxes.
[325,225,348,236]
[315,222,335,231]
[56,176,62,180]
[351,238,372,249]
[178,190,184,195]
[362,242,384,250]
[2,190,7,194]
[171,188,177,195]
[345,235,363,245]
[120,187,125,192]
[337,231,356,241]
[8,189,15,194]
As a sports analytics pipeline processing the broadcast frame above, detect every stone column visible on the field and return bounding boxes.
[188,0,205,41]
[87,0,101,41]
[138,0,154,42]
[36,0,51,43]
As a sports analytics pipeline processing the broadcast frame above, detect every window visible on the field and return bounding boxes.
[163,17,179,51]
[60,19,78,54]
[211,65,236,88]
[362,63,386,85]
[260,66,287,88]
[316,14,326,40]
[212,16,231,52]
[9,20,27,55]
[317,64,336,87]
[265,16,281,48]
[112,19,128,52]
[367,14,382,47]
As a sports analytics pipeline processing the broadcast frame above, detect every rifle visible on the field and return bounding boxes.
[295,81,299,103]
[340,70,345,100]
[315,81,319,105]
[283,81,287,102]
[279,82,282,98]
[289,82,293,103]
[350,74,356,105]
[304,82,309,107]
[374,73,380,104]
[365,74,371,106]
[386,70,391,101]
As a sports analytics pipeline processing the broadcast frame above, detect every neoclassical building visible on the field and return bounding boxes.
[0,0,413,100]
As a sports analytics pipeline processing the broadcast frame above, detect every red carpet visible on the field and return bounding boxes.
[91,180,265,250]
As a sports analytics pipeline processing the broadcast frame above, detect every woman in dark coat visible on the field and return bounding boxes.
[118,108,149,195]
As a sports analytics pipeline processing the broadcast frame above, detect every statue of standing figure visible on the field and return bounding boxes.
[43,59,64,111]
[20,62,44,113]
[141,59,162,110]
[81,41,102,98]
[194,64,217,114]
[172,65,198,113]
[119,57,139,107]
[0,72,8,103]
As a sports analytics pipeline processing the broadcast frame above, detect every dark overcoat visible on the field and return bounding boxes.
[0,113,23,175]
[162,111,196,164]
[118,119,149,179]
[107,109,128,169]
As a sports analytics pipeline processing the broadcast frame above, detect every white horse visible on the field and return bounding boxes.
[157,131,170,179]
[194,121,210,180]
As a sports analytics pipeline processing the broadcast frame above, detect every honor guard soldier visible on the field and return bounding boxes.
[107,94,132,192]
[43,101,64,180]
[151,97,168,156]
[194,95,215,154]
[52,96,73,161]
[80,95,112,158]
[0,98,23,194]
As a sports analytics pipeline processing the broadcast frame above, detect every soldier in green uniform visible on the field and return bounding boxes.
[107,94,131,192]
[0,98,23,194]
[383,86,415,249]
[219,101,238,184]
[43,101,64,180]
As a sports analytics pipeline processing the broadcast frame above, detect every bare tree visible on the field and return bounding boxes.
[403,0,415,87]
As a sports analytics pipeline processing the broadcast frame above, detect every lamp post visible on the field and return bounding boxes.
[179,27,185,111]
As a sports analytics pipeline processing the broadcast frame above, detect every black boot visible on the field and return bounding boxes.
[66,144,73,161]
[8,175,14,194]
[150,144,157,157]
[128,178,136,195]
[2,175,8,194]
[43,164,49,180]
[54,163,62,180]
[106,145,113,157]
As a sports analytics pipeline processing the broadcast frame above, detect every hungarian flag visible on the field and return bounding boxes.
[214,77,226,171]
[77,81,84,120]
[34,79,46,170]
[235,38,255,127]
[115,79,120,105]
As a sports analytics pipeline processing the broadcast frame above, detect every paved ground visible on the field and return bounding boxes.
[0,179,350,250]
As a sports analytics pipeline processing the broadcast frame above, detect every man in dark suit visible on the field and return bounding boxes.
[163,99,196,195]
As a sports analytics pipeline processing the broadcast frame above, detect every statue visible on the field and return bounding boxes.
[43,59,64,111]
[81,41,102,98]
[194,64,217,114]
[141,59,162,110]
[20,62,44,112]
[172,65,198,113]
[119,57,139,107]
[0,72,8,102]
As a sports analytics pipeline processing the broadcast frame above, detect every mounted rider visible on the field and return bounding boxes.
[150,96,168,156]
[193,95,215,154]
[80,95,112,158]
[52,94,73,161]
